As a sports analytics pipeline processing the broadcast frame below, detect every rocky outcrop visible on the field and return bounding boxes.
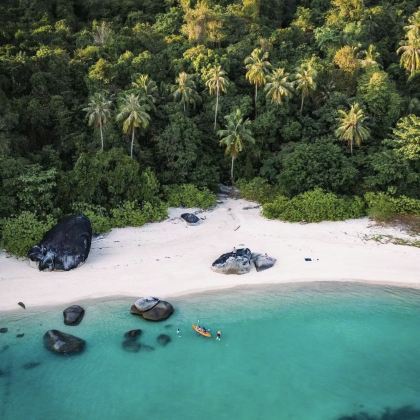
[28,215,92,271]
[63,305,85,326]
[181,213,200,225]
[130,298,174,322]
[212,248,253,275]
[252,254,277,272]
[157,334,171,346]
[43,330,86,355]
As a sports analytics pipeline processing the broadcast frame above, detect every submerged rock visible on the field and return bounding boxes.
[131,297,160,315]
[141,344,155,352]
[16,333,25,338]
[22,362,41,370]
[0,328,8,333]
[157,334,171,346]
[43,330,86,355]
[124,329,142,339]
[17,302,26,309]
[63,305,85,326]
[28,215,92,271]
[252,254,276,272]
[141,301,174,321]
[212,248,253,275]
[181,213,200,225]
[0,345,9,354]
[122,340,141,353]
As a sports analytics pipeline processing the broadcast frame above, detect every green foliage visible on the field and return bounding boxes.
[237,177,278,204]
[111,200,168,228]
[364,192,420,222]
[2,212,55,257]
[71,203,113,234]
[262,189,366,223]
[164,184,216,209]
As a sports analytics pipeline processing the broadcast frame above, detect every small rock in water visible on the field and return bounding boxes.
[43,330,86,355]
[0,328,8,334]
[157,334,171,346]
[122,340,141,353]
[63,305,85,326]
[141,344,155,352]
[22,362,41,370]
[124,329,142,339]
[18,302,26,309]
[16,333,25,338]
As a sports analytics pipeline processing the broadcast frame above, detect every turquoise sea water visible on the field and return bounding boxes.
[1,282,420,420]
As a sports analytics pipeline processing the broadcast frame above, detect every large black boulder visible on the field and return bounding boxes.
[28,215,92,271]
[212,248,253,275]
[181,213,200,225]
[130,297,160,315]
[63,305,85,326]
[43,330,86,355]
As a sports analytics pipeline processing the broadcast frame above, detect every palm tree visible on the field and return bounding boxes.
[116,93,151,158]
[244,48,271,109]
[335,103,370,154]
[172,71,200,113]
[205,65,230,130]
[397,10,420,78]
[294,62,317,114]
[83,92,112,152]
[218,109,255,184]
[264,67,294,105]
[360,44,380,68]
[132,74,158,111]
[93,21,112,46]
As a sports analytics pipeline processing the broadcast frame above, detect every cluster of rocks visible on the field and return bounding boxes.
[130,297,174,321]
[28,214,92,271]
[212,248,276,275]
[122,329,171,353]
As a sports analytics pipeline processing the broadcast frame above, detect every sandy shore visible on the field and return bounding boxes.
[0,198,419,311]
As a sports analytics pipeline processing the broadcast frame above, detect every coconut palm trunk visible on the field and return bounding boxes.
[214,85,219,131]
[300,92,305,115]
[230,155,235,185]
[99,119,104,152]
[131,127,135,158]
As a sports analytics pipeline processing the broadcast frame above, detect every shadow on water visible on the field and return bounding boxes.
[338,406,420,420]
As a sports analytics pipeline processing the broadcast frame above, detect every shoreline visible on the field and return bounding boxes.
[1,198,419,312]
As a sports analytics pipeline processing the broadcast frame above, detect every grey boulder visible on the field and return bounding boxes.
[252,254,277,272]
[181,213,200,225]
[43,330,86,355]
[141,301,174,321]
[131,297,160,314]
[211,248,253,275]
[63,305,85,326]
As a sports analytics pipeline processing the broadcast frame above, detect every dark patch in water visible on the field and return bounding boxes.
[16,333,25,338]
[124,329,142,339]
[0,369,10,378]
[0,345,9,354]
[122,340,141,353]
[337,405,420,420]
[22,362,41,370]
[157,334,171,346]
[0,328,8,333]
[141,344,155,352]
[164,324,173,329]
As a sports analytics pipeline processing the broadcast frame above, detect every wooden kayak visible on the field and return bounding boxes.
[192,324,212,338]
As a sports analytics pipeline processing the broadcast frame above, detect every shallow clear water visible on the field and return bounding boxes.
[1,282,420,420]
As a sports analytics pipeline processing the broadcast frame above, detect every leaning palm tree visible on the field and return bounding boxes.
[294,63,317,114]
[264,67,294,105]
[244,48,271,110]
[335,103,370,154]
[397,10,420,78]
[218,109,255,184]
[205,65,230,130]
[116,93,151,158]
[83,92,112,152]
[132,74,158,111]
[172,71,200,113]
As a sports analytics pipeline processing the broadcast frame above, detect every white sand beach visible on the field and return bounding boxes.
[0,198,419,311]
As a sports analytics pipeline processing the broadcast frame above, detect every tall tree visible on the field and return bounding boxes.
[265,67,294,105]
[335,103,370,154]
[83,92,112,152]
[244,48,271,111]
[218,109,255,184]
[294,60,317,114]
[132,74,159,111]
[116,94,150,158]
[397,10,420,78]
[92,21,112,46]
[172,71,200,113]
[205,65,230,130]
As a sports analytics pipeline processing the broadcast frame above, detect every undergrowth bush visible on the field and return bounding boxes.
[262,188,365,222]
[164,184,216,209]
[237,177,279,204]
[111,201,168,228]
[71,203,113,234]
[2,212,55,257]
[364,192,420,221]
